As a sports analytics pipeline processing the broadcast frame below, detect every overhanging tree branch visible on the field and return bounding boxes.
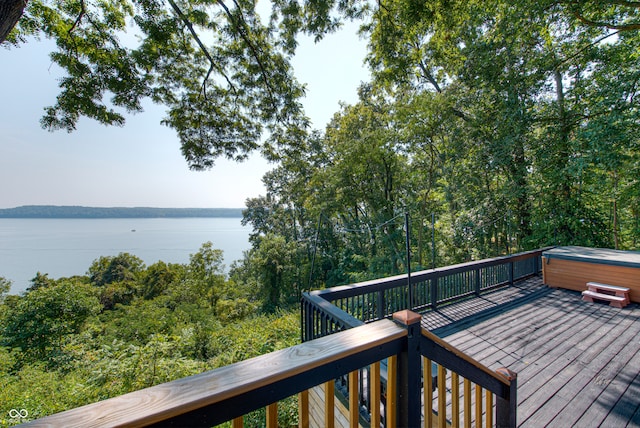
[572,10,640,31]
[166,0,236,98]
[216,0,282,122]
[568,0,640,31]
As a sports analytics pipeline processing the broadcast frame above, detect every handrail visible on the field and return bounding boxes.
[23,310,518,427]
[420,328,511,397]
[302,248,549,340]
[393,310,517,427]
[23,320,406,428]
[300,291,364,341]
[314,248,546,301]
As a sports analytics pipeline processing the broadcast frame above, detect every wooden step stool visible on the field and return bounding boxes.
[582,282,630,308]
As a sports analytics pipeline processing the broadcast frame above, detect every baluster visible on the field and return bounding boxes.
[360,368,366,418]
[475,385,483,428]
[438,364,446,428]
[349,370,359,428]
[266,403,277,428]
[431,276,438,309]
[464,378,471,428]
[486,390,493,427]
[298,390,309,428]
[387,355,397,428]
[325,380,335,428]
[371,362,381,428]
[321,313,327,336]
[424,357,433,428]
[509,261,514,285]
[452,372,460,428]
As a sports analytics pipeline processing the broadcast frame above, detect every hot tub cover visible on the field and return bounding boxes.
[543,246,640,269]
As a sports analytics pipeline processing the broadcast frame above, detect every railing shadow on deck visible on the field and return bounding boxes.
[428,278,553,337]
[21,310,517,428]
[301,248,550,342]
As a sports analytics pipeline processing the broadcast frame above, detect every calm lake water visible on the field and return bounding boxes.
[0,218,251,294]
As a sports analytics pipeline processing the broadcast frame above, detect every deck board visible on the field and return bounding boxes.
[573,343,640,427]
[422,276,640,427]
[523,310,640,427]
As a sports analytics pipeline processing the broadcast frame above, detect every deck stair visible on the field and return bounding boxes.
[582,282,630,308]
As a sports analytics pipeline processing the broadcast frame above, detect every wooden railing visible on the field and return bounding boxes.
[302,248,546,341]
[22,310,517,428]
[22,319,406,427]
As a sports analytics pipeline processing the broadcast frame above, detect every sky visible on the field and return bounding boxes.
[0,18,369,209]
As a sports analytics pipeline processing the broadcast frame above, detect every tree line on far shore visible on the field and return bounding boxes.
[0,206,243,218]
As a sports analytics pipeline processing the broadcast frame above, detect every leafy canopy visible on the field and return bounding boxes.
[4,0,370,167]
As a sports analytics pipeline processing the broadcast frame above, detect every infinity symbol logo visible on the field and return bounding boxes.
[9,408,28,419]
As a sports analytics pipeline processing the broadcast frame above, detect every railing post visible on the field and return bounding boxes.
[475,267,481,296]
[321,313,327,336]
[377,290,385,320]
[392,310,422,428]
[430,275,438,309]
[495,367,517,428]
[509,261,514,285]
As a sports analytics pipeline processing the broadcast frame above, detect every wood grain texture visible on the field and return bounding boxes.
[370,362,381,428]
[464,379,472,428]
[266,403,277,428]
[324,380,335,428]
[386,355,397,428]
[421,329,511,388]
[298,390,309,428]
[485,389,493,427]
[439,277,640,427]
[424,357,433,428]
[438,364,447,427]
[451,372,459,428]
[25,320,405,428]
[348,371,358,428]
[475,385,483,428]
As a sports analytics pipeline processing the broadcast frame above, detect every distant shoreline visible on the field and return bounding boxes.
[0,205,244,218]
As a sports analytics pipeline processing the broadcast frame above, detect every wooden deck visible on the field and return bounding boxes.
[421,276,640,427]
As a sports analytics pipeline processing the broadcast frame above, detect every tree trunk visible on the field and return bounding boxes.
[0,0,26,43]
[553,67,574,240]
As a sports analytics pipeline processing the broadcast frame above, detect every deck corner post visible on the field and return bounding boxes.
[392,310,422,428]
[495,367,517,428]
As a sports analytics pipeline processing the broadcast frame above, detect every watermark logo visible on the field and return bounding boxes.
[8,408,28,423]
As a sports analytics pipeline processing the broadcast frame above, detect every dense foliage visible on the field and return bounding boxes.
[5,0,637,282]
[3,0,639,265]
[1,0,639,424]
[0,245,300,426]
[231,0,640,292]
